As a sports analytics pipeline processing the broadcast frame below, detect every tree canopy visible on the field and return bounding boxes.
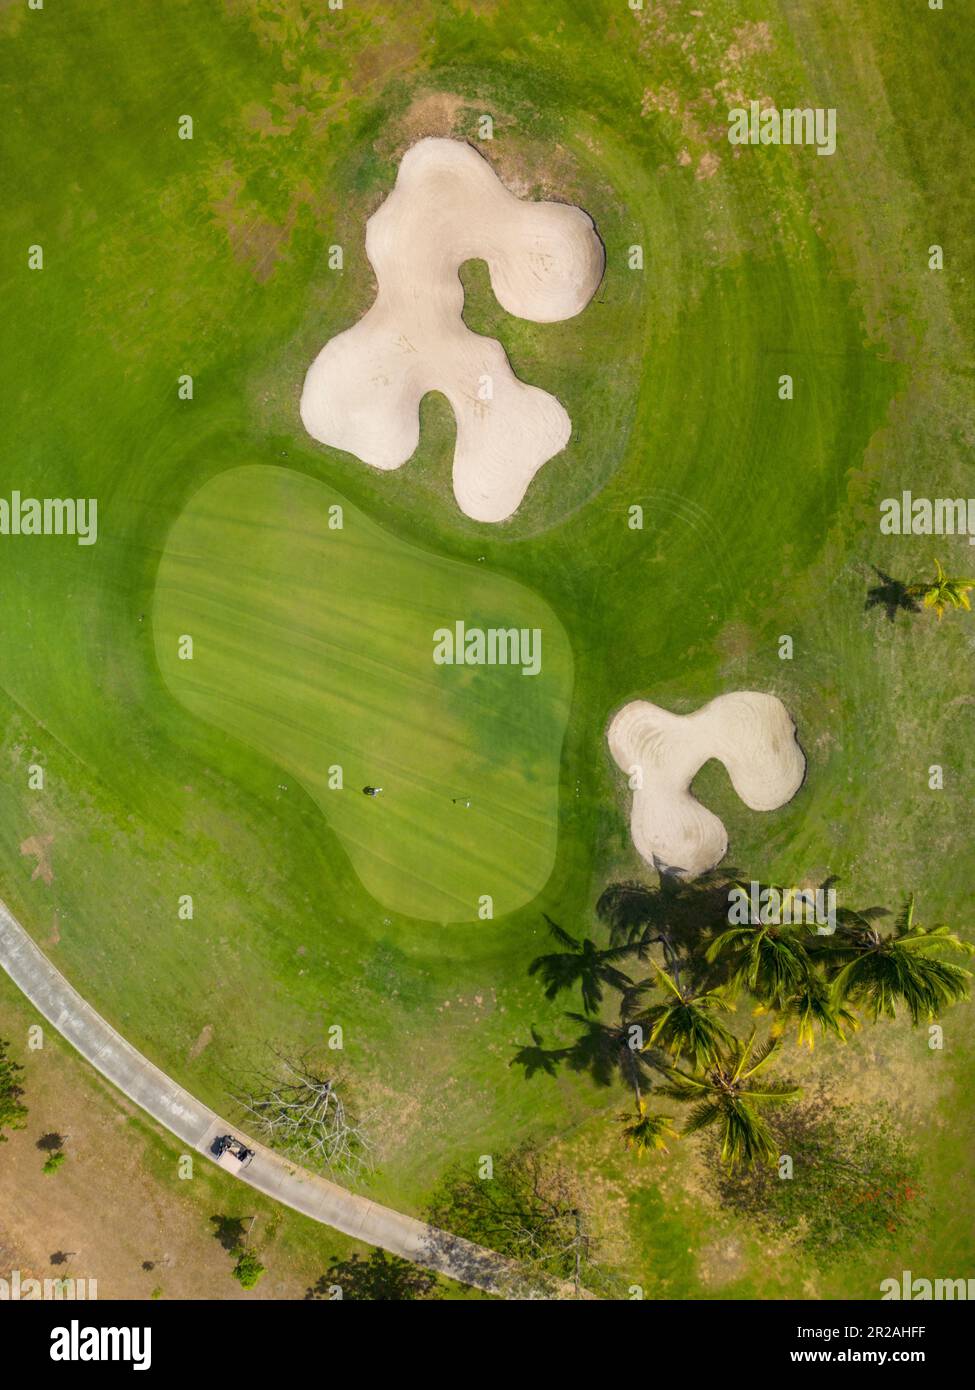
[0,1039,28,1143]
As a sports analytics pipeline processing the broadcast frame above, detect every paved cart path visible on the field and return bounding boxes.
[0,898,568,1299]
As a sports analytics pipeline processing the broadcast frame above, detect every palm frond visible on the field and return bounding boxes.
[680,1101,723,1138]
[542,914,579,950]
[620,1109,678,1156]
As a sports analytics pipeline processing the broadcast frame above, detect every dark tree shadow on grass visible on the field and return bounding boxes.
[510,1027,570,1079]
[511,1015,669,1109]
[561,1015,662,1091]
[596,871,741,993]
[306,1250,441,1301]
[865,567,920,622]
[209,1216,247,1252]
[36,1132,65,1153]
[528,915,635,1015]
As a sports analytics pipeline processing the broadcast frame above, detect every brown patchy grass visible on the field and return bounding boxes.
[187,1024,214,1062]
[0,979,368,1300]
[19,834,54,886]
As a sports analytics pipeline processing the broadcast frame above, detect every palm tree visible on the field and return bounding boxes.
[619,1102,678,1156]
[822,895,972,1024]
[906,559,975,620]
[528,916,634,1014]
[636,960,735,1069]
[659,1032,800,1168]
[706,906,813,1009]
[767,974,859,1049]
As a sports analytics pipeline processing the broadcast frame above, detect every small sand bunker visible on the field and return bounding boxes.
[608,692,806,878]
[300,138,605,522]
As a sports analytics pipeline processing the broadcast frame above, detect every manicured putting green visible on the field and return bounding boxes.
[154,464,573,922]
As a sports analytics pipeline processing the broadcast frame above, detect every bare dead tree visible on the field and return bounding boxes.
[233,1048,373,1182]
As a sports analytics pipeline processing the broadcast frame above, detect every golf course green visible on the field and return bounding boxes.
[155,464,572,922]
[0,0,972,1298]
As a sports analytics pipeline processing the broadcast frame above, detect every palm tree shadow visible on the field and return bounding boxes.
[561,1015,667,1090]
[510,1027,570,1080]
[865,567,919,622]
[527,914,634,1014]
[596,873,735,992]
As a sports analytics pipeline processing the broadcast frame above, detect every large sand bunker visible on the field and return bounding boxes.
[300,138,605,522]
[608,692,806,878]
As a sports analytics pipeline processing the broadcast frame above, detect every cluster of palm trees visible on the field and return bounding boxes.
[516,876,971,1168]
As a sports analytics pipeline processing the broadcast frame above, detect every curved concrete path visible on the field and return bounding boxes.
[0,898,564,1299]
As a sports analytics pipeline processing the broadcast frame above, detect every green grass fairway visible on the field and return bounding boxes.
[0,0,972,1297]
[155,464,572,922]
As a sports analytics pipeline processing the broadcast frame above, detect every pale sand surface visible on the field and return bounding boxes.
[608,692,806,877]
[300,138,604,522]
